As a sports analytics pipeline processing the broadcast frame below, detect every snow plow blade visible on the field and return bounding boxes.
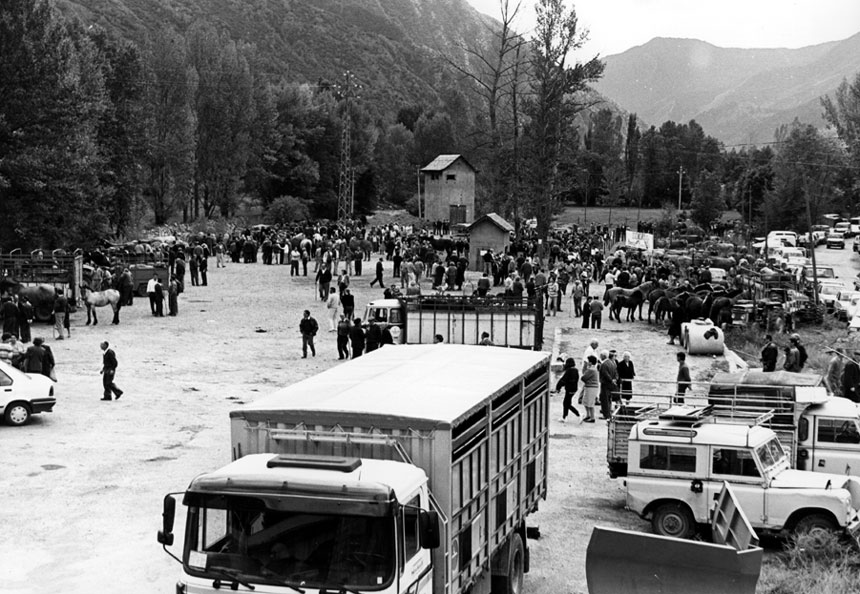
[587,483,762,594]
[586,527,761,594]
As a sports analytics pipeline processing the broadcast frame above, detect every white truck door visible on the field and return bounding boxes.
[704,447,768,527]
[811,416,860,475]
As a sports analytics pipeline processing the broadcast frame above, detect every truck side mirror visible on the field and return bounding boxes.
[419,510,440,549]
[157,495,176,546]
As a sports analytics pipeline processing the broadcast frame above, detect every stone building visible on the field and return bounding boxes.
[420,154,476,224]
[467,213,514,271]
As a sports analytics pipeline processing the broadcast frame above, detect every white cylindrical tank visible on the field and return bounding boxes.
[683,318,725,355]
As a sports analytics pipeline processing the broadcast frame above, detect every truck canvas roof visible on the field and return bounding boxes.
[233,344,549,428]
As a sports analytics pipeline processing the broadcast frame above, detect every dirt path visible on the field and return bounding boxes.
[0,261,713,593]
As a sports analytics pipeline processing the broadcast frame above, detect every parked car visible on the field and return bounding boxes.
[818,281,844,313]
[804,265,837,280]
[834,290,860,321]
[0,360,57,426]
[812,225,831,245]
[827,232,846,249]
[836,221,853,237]
[854,235,860,252]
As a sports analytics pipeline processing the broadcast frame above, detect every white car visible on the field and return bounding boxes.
[0,361,57,426]
[834,290,860,321]
[818,282,844,313]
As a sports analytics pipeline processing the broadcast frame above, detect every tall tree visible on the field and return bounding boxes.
[690,170,724,230]
[0,0,108,248]
[769,121,846,231]
[374,123,416,206]
[821,73,860,203]
[187,24,255,218]
[521,0,603,237]
[87,26,149,236]
[142,27,197,225]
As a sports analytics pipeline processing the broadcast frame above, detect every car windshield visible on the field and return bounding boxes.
[755,438,788,472]
[185,499,396,590]
[820,286,841,295]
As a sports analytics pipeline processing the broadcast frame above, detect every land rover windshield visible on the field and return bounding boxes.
[755,437,788,474]
[183,495,396,590]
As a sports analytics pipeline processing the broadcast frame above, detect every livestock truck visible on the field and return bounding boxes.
[158,345,551,594]
[364,295,543,350]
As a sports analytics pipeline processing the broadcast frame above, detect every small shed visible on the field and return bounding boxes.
[467,213,514,271]
[420,154,476,224]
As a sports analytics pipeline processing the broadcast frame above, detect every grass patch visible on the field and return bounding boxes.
[759,532,860,594]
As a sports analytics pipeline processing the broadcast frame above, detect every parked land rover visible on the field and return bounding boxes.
[624,408,860,542]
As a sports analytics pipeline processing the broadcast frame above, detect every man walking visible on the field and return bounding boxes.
[299,310,318,358]
[100,341,123,401]
[370,257,384,287]
[675,352,691,404]
[336,315,351,360]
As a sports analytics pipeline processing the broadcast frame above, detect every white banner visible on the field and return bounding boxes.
[625,231,654,251]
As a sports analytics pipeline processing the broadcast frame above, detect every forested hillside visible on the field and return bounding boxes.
[56,0,494,114]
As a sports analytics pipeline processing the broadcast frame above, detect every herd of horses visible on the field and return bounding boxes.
[603,280,744,327]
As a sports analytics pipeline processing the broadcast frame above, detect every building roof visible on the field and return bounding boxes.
[467,213,515,234]
[420,154,475,172]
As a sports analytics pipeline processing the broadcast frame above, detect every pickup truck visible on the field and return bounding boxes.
[623,406,860,542]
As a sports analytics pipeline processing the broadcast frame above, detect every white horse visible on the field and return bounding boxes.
[81,285,121,325]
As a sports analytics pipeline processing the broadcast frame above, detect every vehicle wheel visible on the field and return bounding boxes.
[491,533,524,594]
[794,513,838,544]
[4,401,31,426]
[651,503,696,539]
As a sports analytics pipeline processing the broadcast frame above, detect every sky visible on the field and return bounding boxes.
[466,0,860,57]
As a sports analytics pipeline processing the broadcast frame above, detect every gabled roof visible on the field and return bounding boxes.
[468,213,515,233]
[420,154,474,172]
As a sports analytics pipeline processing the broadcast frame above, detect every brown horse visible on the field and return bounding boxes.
[81,285,121,325]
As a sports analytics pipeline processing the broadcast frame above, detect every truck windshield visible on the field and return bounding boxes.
[185,500,396,590]
[755,438,787,472]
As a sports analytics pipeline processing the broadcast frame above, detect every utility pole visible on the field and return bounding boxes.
[336,70,361,222]
[417,167,422,220]
[677,166,685,211]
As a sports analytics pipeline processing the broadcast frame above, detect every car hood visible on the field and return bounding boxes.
[771,469,857,492]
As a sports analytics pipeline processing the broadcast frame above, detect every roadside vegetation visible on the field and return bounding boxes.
[759,533,860,593]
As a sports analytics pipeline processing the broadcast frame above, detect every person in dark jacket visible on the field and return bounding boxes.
[336,315,351,360]
[760,334,778,372]
[365,323,382,353]
[617,351,636,402]
[842,353,860,403]
[555,357,581,422]
[349,318,366,359]
[174,254,186,293]
[100,341,123,400]
[25,337,47,374]
[299,310,318,358]
[1,297,18,337]
[17,297,32,343]
[675,352,691,404]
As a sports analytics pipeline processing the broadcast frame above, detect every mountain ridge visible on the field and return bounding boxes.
[594,33,860,145]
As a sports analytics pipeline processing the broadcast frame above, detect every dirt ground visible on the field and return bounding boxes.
[1,257,715,594]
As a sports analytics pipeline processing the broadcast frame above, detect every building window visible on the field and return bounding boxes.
[446,173,457,181]
[430,172,440,181]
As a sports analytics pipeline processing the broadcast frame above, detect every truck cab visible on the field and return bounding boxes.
[365,299,406,343]
[170,454,437,594]
[796,398,860,475]
[625,409,860,542]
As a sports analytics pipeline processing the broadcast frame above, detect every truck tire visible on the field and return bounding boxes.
[491,532,524,594]
[794,513,838,542]
[651,503,696,539]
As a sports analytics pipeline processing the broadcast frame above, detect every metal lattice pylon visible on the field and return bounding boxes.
[336,71,360,222]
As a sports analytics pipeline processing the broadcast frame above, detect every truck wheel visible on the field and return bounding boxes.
[651,503,695,539]
[492,533,524,594]
[4,401,31,426]
[794,513,838,542]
